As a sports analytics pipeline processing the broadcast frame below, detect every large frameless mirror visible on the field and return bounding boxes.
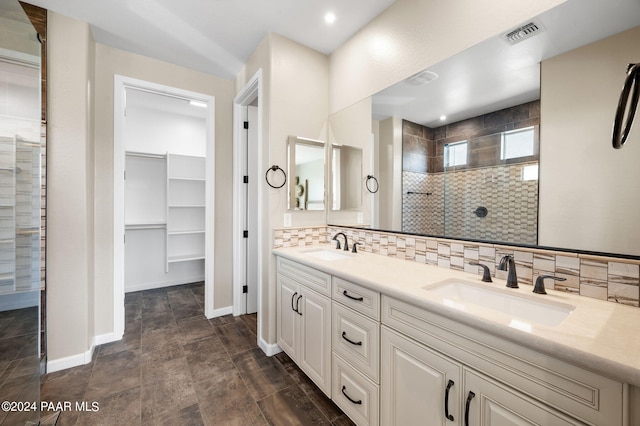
[331,0,640,257]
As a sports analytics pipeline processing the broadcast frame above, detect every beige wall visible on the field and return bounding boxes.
[539,26,640,255]
[236,33,329,344]
[328,0,566,114]
[47,12,95,361]
[376,116,403,230]
[48,12,235,363]
[327,97,372,226]
[93,44,235,336]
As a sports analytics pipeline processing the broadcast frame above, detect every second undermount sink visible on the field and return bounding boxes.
[423,279,575,327]
[301,247,352,261]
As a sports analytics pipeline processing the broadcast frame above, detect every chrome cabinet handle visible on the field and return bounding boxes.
[464,391,475,426]
[342,290,363,301]
[341,386,362,405]
[444,379,455,421]
[341,331,362,346]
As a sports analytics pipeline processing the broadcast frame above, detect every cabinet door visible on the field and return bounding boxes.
[276,275,299,360]
[463,369,583,426]
[298,287,332,396]
[381,327,462,426]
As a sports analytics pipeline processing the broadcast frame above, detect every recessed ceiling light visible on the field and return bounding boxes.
[440,115,447,121]
[324,12,336,24]
[189,100,207,108]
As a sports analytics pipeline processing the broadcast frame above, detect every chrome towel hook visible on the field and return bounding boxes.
[612,63,640,149]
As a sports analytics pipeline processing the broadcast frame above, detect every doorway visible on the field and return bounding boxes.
[113,76,215,339]
[233,70,273,353]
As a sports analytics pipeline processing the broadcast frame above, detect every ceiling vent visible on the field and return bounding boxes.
[406,70,438,86]
[502,21,545,45]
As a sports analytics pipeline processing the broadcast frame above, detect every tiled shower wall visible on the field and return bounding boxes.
[274,226,640,308]
[402,101,539,244]
[403,163,538,244]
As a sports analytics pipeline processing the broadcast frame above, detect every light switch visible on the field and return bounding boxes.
[283,213,292,227]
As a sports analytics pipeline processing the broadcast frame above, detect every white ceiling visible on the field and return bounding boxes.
[373,0,640,128]
[21,0,397,79]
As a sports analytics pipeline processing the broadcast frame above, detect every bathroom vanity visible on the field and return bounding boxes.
[274,246,640,426]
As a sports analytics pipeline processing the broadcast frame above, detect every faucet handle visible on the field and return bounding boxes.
[332,237,341,250]
[352,242,361,253]
[533,275,567,294]
[469,262,492,282]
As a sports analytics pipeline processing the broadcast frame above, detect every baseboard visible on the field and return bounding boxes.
[259,338,282,357]
[0,290,39,312]
[94,331,119,346]
[124,276,205,293]
[47,343,95,373]
[206,305,232,319]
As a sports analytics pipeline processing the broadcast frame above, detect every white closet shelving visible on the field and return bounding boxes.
[0,135,41,297]
[124,151,205,291]
[166,153,206,269]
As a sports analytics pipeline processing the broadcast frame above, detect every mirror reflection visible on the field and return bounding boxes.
[402,110,539,244]
[331,144,362,211]
[331,0,640,256]
[287,136,325,211]
[0,0,43,424]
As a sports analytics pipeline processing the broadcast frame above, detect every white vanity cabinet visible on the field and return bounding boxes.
[381,326,462,425]
[276,257,332,396]
[381,295,625,426]
[331,278,381,426]
[274,251,632,426]
[381,326,583,425]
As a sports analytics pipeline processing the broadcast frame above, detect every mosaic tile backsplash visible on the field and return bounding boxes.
[274,226,640,308]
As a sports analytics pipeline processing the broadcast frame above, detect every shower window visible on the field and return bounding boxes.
[501,126,535,160]
[444,141,468,167]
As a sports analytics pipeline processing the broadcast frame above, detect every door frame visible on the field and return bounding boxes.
[113,75,216,338]
[233,70,270,350]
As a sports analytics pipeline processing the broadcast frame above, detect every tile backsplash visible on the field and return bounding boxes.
[273,226,640,308]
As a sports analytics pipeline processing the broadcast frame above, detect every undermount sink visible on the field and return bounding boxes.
[423,279,575,327]
[301,247,352,261]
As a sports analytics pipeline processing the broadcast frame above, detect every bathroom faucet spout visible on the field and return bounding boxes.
[498,255,518,288]
[332,232,349,251]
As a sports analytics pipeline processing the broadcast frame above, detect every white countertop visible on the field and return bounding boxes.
[273,244,640,387]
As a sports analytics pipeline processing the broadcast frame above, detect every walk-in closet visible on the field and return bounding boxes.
[123,88,208,293]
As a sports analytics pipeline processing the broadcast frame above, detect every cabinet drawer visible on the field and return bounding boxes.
[277,257,331,296]
[332,353,379,426]
[332,276,380,320]
[332,302,380,383]
[382,296,624,426]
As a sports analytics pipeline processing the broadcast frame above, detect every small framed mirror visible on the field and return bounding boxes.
[287,136,326,211]
[330,144,363,211]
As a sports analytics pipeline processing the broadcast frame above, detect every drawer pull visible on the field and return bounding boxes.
[341,385,362,405]
[444,379,455,421]
[341,331,363,346]
[296,295,303,315]
[342,290,363,301]
[291,292,298,312]
[464,391,475,426]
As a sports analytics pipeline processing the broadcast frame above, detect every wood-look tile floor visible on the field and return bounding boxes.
[41,283,354,426]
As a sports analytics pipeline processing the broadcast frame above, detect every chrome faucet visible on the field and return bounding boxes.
[332,232,349,251]
[533,275,567,294]
[498,255,518,288]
